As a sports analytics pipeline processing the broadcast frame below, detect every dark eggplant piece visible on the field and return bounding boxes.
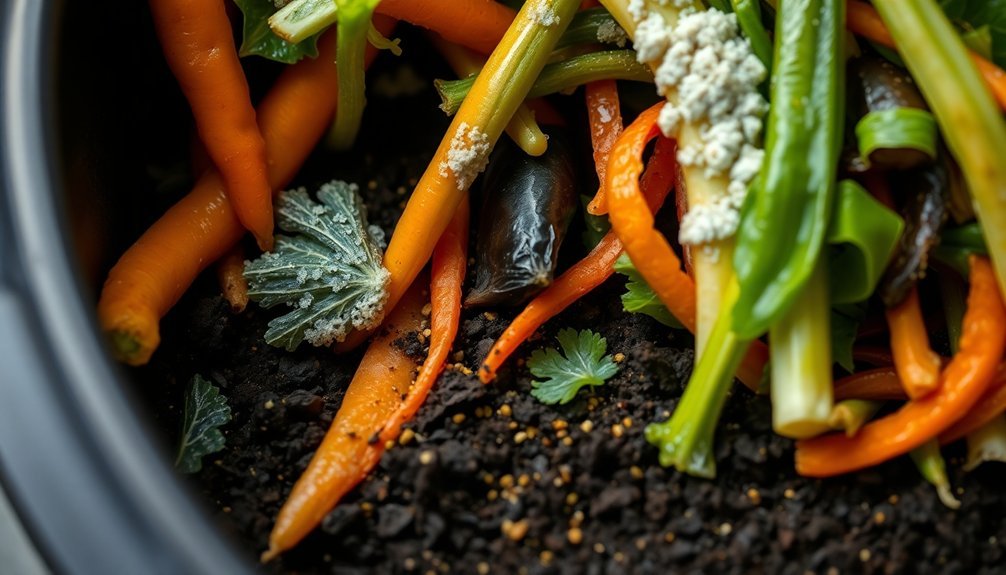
[879,159,949,307]
[465,131,578,308]
[848,55,932,171]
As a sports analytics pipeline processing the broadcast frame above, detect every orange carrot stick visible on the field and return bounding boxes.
[941,364,1006,444]
[846,0,1006,111]
[585,79,624,215]
[377,0,514,55]
[215,244,249,314]
[380,196,469,443]
[886,288,943,399]
[149,0,274,250]
[479,135,678,384]
[833,367,907,401]
[97,20,396,366]
[262,279,427,562]
[606,103,697,332]
[796,256,1006,477]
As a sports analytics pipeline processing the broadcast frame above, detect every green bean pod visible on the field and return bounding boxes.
[730,0,845,340]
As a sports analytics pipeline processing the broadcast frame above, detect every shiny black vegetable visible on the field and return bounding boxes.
[879,160,949,307]
[848,55,933,170]
[465,131,578,308]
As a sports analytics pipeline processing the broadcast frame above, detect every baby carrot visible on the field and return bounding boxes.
[796,256,1006,477]
[940,365,1006,444]
[585,79,624,215]
[846,0,1006,111]
[262,279,427,562]
[479,135,678,384]
[149,0,274,250]
[98,20,396,365]
[886,288,943,399]
[215,244,249,314]
[338,0,581,351]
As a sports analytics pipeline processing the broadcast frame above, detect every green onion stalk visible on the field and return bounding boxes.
[964,415,1006,471]
[872,0,1006,308]
[828,399,881,437]
[436,50,651,115]
[910,440,961,509]
[855,108,938,166]
[328,0,382,149]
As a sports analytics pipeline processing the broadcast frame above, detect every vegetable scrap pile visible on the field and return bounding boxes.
[102,0,1006,565]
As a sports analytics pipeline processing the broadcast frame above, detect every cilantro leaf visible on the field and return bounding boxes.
[528,328,619,405]
[613,254,684,329]
[940,0,1006,68]
[175,375,232,474]
[580,195,610,249]
[233,0,320,64]
[244,180,390,351]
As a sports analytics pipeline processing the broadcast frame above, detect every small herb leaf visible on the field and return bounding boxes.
[175,375,232,474]
[613,254,684,329]
[245,181,390,351]
[528,328,618,405]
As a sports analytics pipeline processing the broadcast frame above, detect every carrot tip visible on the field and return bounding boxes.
[260,546,281,564]
[107,329,155,367]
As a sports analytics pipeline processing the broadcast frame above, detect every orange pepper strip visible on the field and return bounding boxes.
[379,196,470,443]
[886,288,943,399]
[215,244,249,314]
[833,367,907,401]
[97,20,396,366]
[149,0,274,250]
[262,279,427,562]
[606,104,697,332]
[941,365,1006,444]
[585,79,624,215]
[796,256,1006,477]
[846,0,1006,111]
[479,135,678,384]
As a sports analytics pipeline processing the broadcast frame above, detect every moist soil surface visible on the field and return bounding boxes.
[129,35,1006,575]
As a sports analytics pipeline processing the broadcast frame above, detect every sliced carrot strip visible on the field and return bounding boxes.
[886,288,942,399]
[585,79,624,215]
[941,365,1006,444]
[796,256,1006,477]
[380,196,469,443]
[263,279,427,562]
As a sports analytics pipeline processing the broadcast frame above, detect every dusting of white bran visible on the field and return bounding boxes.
[439,122,491,190]
[529,4,560,27]
[596,19,628,48]
[630,4,767,246]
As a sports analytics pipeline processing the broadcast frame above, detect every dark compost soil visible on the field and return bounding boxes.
[126,32,1006,575]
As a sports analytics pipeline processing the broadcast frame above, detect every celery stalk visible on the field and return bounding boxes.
[270,0,337,44]
[964,415,1006,472]
[769,260,834,438]
[328,1,380,150]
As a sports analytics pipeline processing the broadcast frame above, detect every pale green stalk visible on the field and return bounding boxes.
[910,440,961,509]
[270,0,337,44]
[828,399,881,437]
[964,415,1006,472]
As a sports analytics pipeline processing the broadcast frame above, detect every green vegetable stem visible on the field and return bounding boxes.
[731,0,845,340]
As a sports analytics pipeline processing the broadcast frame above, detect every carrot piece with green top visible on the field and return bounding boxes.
[97,20,395,365]
[886,288,943,399]
[149,0,274,250]
[337,0,582,352]
[380,197,469,443]
[262,279,427,562]
[796,256,1006,477]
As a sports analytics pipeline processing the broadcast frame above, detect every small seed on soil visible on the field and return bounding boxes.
[717,522,732,536]
[452,350,464,362]
[593,543,606,554]
[419,450,434,465]
[784,488,796,499]
[476,562,489,575]
[561,437,573,446]
[399,429,415,445]
[566,492,579,506]
[404,558,416,570]
[614,552,625,563]
[487,490,498,501]
[502,519,529,541]
[421,303,432,316]
[552,419,568,431]
[613,352,625,363]
[859,549,872,562]
[500,474,515,489]
[384,440,395,450]
[567,527,583,545]
[874,511,886,525]
[664,532,676,543]
[499,404,512,417]
[514,431,528,444]
[611,424,625,438]
[518,474,530,487]
[483,312,498,321]
[508,422,519,430]
[635,538,647,551]
[622,417,633,428]
[264,400,275,410]
[580,420,594,433]
[452,413,466,425]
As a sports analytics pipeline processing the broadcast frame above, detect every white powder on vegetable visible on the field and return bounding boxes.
[439,122,491,190]
[596,19,629,48]
[630,4,768,246]
[529,4,560,27]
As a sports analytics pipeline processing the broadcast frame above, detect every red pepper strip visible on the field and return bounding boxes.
[796,256,1006,477]
[833,367,907,401]
[585,79,624,215]
[479,135,678,384]
[940,364,1006,444]
[887,288,943,399]
[380,196,469,443]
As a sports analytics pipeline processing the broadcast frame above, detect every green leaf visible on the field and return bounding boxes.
[528,328,619,405]
[233,0,320,64]
[826,180,905,304]
[939,0,1006,68]
[830,302,867,373]
[175,375,232,474]
[244,181,390,350]
[855,108,939,164]
[613,254,685,329]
